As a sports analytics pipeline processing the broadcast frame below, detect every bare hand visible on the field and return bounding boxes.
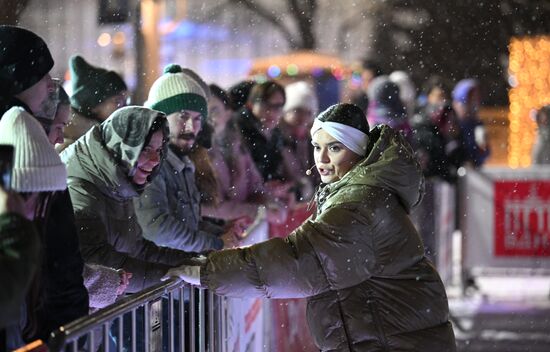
[116,270,132,296]
[0,187,25,217]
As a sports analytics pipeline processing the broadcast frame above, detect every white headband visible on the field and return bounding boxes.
[311,119,368,156]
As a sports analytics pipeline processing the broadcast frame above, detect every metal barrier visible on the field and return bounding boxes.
[46,278,223,352]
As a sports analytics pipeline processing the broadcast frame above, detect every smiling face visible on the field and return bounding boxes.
[132,129,164,185]
[166,110,202,153]
[312,129,362,184]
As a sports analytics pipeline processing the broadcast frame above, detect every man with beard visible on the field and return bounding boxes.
[134,64,238,252]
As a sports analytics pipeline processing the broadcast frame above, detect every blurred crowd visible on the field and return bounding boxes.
[1,24,548,351]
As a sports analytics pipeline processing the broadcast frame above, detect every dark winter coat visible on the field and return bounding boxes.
[0,98,89,343]
[236,107,287,181]
[201,125,456,351]
[33,191,89,341]
[61,109,196,293]
[0,213,40,329]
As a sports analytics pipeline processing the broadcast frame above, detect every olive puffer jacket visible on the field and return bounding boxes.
[61,108,196,292]
[201,125,456,351]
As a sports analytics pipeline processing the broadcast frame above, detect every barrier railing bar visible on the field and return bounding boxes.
[48,279,184,350]
[168,291,174,352]
[89,329,94,352]
[189,287,196,351]
[144,303,150,352]
[179,287,185,350]
[131,308,136,352]
[118,316,123,352]
[208,290,215,351]
[103,322,109,352]
[199,289,205,352]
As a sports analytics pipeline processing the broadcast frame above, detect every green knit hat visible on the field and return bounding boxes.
[144,64,208,117]
[69,55,127,117]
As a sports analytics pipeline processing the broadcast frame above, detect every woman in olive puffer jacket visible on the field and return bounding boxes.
[165,103,456,352]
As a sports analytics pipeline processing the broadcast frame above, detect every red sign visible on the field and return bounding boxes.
[494,181,550,256]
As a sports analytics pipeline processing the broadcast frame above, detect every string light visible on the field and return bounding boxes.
[508,36,550,168]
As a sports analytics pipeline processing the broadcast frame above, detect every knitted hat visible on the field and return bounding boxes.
[283,81,318,115]
[145,64,208,117]
[0,26,54,96]
[367,75,407,120]
[452,78,478,104]
[69,55,127,116]
[0,107,67,192]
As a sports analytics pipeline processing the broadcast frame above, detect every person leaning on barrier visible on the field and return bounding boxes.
[61,106,199,294]
[164,103,457,352]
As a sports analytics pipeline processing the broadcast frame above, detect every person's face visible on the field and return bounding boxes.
[283,107,314,138]
[427,87,447,106]
[15,74,54,115]
[132,129,164,185]
[166,110,202,153]
[312,129,362,184]
[92,91,128,121]
[252,91,285,130]
[208,96,232,133]
[48,104,71,145]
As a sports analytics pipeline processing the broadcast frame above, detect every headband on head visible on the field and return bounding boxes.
[311,119,369,156]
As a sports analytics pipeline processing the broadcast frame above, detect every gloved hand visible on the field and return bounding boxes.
[161,265,201,286]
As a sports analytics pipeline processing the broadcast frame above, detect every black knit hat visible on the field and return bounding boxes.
[0,26,54,96]
[69,55,127,117]
[317,103,370,135]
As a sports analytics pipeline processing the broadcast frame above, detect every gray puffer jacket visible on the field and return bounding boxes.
[201,125,456,351]
[61,107,196,292]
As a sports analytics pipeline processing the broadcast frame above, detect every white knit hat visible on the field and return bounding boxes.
[145,64,208,117]
[0,107,67,192]
[283,81,318,115]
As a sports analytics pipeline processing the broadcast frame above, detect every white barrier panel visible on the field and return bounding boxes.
[222,214,269,352]
[460,166,550,276]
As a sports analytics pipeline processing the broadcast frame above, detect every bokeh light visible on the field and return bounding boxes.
[508,36,550,168]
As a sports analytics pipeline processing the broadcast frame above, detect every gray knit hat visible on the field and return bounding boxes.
[0,107,67,192]
[145,64,208,117]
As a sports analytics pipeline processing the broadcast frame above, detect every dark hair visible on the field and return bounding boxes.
[318,103,370,135]
[246,81,286,106]
[209,83,230,108]
[228,80,255,110]
[361,59,384,77]
[422,75,450,96]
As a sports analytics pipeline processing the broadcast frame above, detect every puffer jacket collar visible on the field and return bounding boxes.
[316,124,424,215]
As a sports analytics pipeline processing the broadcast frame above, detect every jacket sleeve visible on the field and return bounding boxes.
[133,173,223,252]
[69,180,178,293]
[0,213,40,329]
[201,204,377,298]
